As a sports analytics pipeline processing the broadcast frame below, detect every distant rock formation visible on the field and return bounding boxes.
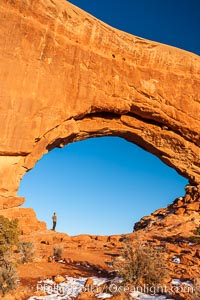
[0,0,200,231]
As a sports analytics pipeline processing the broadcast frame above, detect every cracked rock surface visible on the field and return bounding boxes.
[0,0,200,223]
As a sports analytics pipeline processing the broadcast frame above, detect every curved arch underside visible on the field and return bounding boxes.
[0,0,200,211]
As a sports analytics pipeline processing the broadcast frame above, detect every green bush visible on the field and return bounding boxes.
[0,215,19,296]
[19,242,36,263]
[113,239,168,286]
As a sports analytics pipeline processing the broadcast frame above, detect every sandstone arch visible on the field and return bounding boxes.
[0,0,200,216]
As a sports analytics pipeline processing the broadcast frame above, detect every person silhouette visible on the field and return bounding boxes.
[52,212,57,231]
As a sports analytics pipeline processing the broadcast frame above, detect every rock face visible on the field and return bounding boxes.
[0,0,200,224]
[134,184,200,232]
[0,207,46,234]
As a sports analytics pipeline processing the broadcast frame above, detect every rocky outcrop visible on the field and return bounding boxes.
[16,218,200,300]
[0,0,200,228]
[0,207,46,234]
[134,184,200,232]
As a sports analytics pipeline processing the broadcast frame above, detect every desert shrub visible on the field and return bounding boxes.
[0,215,19,254]
[188,236,200,244]
[0,260,18,296]
[0,216,19,296]
[193,225,200,235]
[53,245,64,260]
[113,239,168,286]
[19,242,36,263]
[0,250,18,296]
[188,226,200,244]
[192,278,200,300]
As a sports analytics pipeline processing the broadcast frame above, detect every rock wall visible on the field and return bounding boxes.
[0,0,200,222]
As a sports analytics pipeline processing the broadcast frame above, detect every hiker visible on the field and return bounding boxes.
[52,212,57,231]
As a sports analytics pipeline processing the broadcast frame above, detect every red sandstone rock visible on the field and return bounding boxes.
[71,235,93,243]
[0,7,199,290]
[54,275,65,283]
[0,207,46,234]
[185,202,199,211]
[175,208,186,215]
[166,244,182,255]
[77,292,96,299]
[0,0,200,215]
[134,185,200,232]
[195,249,200,258]
[84,278,94,288]
[0,196,24,209]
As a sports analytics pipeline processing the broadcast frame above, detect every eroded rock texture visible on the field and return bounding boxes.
[134,184,200,231]
[0,0,200,218]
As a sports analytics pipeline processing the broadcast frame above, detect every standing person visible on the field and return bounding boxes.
[52,212,57,231]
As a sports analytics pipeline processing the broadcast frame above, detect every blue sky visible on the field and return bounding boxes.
[19,0,199,236]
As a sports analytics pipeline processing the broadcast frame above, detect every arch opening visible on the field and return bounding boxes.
[0,0,200,236]
[18,136,188,236]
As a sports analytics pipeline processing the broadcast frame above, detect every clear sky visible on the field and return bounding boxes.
[18,0,199,236]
